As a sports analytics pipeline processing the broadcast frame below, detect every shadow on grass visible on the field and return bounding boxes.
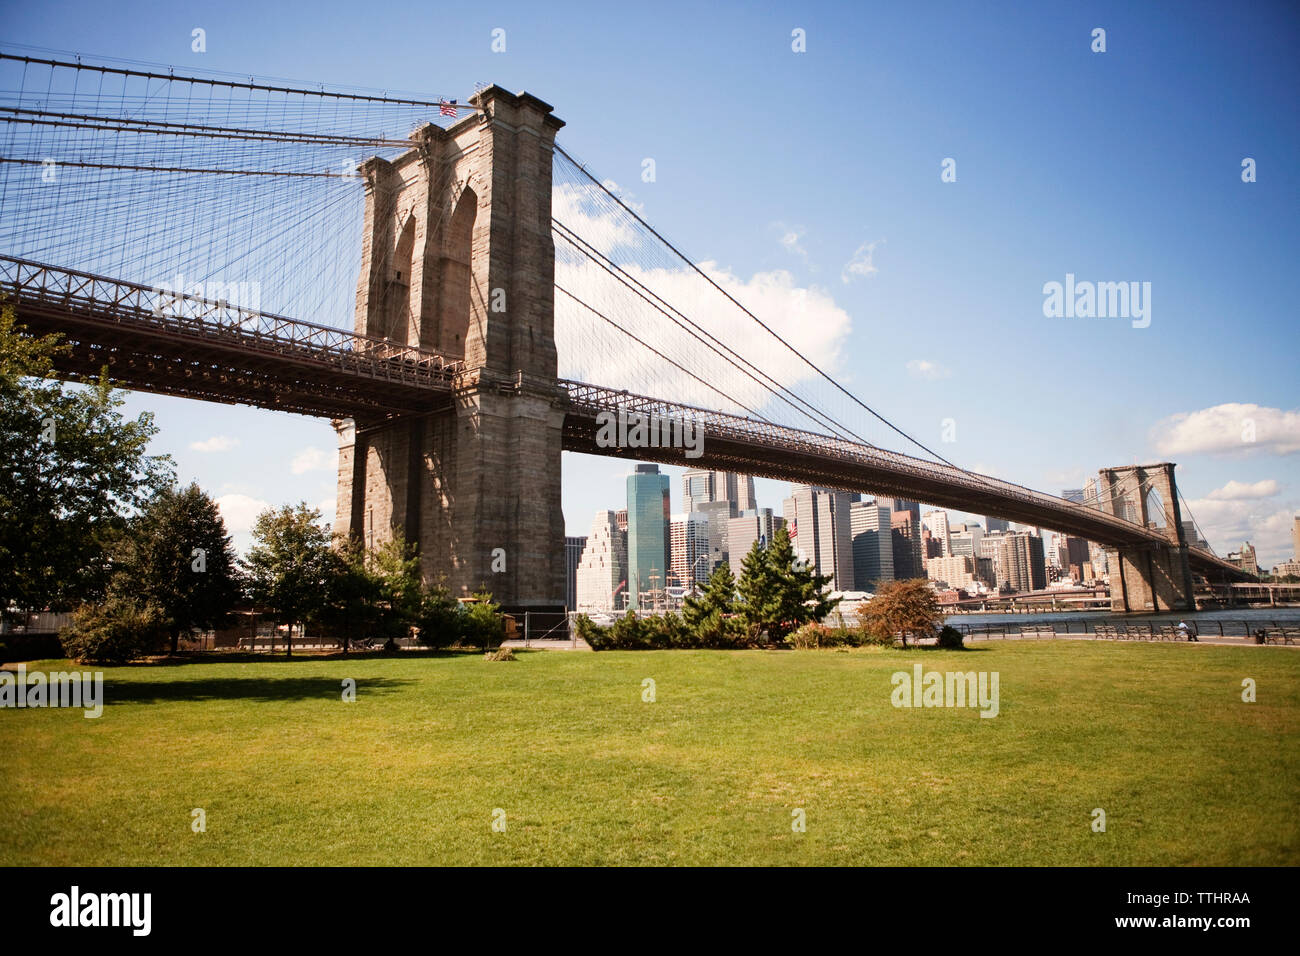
[105,675,414,705]
[100,649,482,666]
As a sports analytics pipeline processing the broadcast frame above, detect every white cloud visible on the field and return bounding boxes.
[190,435,239,453]
[1205,479,1281,501]
[290,447,333,475]
[1182,497,1297,568]
[841,239,885,283]
[776,224,808,260]
[552,184,856,422]
[598,179,645,216]
[905,359,950,381]
[553,182,641,254]
[600,179,646,215]
[555,255,853,416]
[215,493,271,537]
[1151,403,1300,457]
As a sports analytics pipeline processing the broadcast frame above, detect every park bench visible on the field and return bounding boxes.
[1262,627,1300,645]
[1019,625,1057,640]
[1094,625,1118,639]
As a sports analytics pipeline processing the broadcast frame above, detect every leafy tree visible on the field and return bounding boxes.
[60,597,167,664]
[0,306,173,621]
[368,534,423,649]
[242,504,333,656]
[460,590,506,648]
[318,536,381,652]
[413,577,463,649]
[111,482,240,653]
[859,578,944,647]
[736,527,837,643]
[319,534,423,651]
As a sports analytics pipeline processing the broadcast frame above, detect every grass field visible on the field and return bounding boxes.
[2,641,1297,866]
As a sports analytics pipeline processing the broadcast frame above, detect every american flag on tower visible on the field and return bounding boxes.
[789,518,797,540]
[439,99,458,117]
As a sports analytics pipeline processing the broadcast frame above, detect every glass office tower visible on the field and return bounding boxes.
[626,464,670,610]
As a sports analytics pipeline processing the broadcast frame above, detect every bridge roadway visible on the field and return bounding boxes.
[1,256,1248,582]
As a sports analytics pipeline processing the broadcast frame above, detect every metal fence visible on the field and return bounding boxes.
[956,619,1300,642]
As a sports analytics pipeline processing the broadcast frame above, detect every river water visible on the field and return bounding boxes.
[944,606,1300,635]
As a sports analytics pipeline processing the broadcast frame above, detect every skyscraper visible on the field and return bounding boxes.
[716,472,757,512]
[850,500,894,591]
[949,523,983,562]
[670,512,710,589]
[997,532,1047,593]
[682,470,715,514]
[784,485,856,591]
[1061,488,1085,504]
[884,499,921,521]
[684,469,757,515]
[626,464,671,610]
[1061,535,1091,580]
[565,535,587,610]
[922,527,943,560]
[576,512,627,612]
[979,531,1006,583]
[892,510,924,579]
[728,508,784,567]
[985,516,1010,533]
[695,499,738,569]
[922,510,953,557]
[926,554,976,588]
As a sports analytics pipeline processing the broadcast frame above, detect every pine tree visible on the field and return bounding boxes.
[737,526,838,643]
[682,562,736,629]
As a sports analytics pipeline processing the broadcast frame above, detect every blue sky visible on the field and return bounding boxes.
[4,0,1298,565]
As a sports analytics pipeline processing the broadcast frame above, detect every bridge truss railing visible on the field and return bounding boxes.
[560,380,1172,545]
[0,255,464,390]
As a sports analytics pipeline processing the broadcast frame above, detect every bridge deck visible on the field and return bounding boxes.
[1,256,461,420]
[1,257,1248,583]
[558,381,1247,581]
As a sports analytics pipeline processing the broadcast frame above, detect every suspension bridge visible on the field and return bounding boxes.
[0,52,1251,614]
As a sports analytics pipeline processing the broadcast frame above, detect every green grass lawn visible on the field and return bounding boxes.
[2,641,1297,866]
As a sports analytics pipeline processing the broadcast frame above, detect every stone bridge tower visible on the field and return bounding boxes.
[1096,462,1195,612]
[334,86,566,611]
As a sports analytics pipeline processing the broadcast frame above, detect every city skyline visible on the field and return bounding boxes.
[574,459,1294,612]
